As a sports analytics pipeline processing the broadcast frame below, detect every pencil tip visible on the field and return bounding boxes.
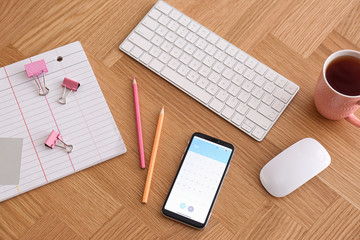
[161,106,164,113]
[133,77,136,84]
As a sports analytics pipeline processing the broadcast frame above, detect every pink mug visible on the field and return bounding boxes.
[314,50,360,127]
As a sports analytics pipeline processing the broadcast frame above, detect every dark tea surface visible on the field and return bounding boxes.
[325,55,360,96]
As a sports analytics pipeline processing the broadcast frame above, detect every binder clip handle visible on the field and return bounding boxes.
[59,78,80,104]
[45,130,73,153]
[25,59,49,96]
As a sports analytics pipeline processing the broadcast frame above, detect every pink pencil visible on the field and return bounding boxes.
[133,77,145,169]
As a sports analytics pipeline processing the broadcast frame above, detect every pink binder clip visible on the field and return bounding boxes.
[59,77,80,104]
[24,59,49,96]
[45,130,73,153]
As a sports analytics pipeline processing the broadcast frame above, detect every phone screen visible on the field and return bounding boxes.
[163,133,234,228]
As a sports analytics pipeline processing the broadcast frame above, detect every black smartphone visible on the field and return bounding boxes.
[162,132,234,228]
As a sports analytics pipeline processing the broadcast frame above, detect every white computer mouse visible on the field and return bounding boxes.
[260,138,331,197]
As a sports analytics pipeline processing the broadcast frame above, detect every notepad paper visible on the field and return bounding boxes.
[0,42,126,202]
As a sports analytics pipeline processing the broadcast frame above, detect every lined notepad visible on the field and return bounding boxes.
[0,42,126,202]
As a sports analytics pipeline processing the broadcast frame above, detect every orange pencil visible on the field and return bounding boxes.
[142,106,164,203]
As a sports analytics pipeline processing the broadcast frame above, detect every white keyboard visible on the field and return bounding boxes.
[119,0,299,141]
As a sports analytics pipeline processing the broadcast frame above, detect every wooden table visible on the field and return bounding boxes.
[1,0,360,239]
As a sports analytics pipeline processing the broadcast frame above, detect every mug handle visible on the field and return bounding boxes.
[345,114,360,127]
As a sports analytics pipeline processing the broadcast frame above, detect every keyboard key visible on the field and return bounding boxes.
[160,40,172,52]
[218,78,230,89]
[235,50,248,62]
[130,46,143,58]
[168,59,180,70]
[129,33,152,51]
[207,33,219,44]
[151,35,164,46]
[236,103,249,115]
[184,43,196,54]
[242,80,254,92]
[208,72,221,83]
[258,104,278,121]
[176,26,189,38]
[140,53,152,64]
[199,65,211,77]
[216,90,229,101]
[214,50,226,62]
[203,56,215,67]
[273,88,291,103]
[285,82,298,94]
[187,71,199,82]
[275,76,287,88]
[247,110,272,130]
[248,97,261,109]
[197,77,209,89]
[238,91,250,102]
[231,113,244,126]
[255,63,267,75]
[263,82,275,93]
[197,27,209,38]
[158,15,170,25]
[222,68,235,80]
[179,53,192,64]
[159,52,171,63]
[210,98,225,112]
[251,87,264,99]
[205,45,217,56]
[222,106,235,119]
[194,49,206,61]
[206,83,219,95]
[170,47,182,58]
[272,99,285,112]
[120,41,133,52]
[245,57,257,69]
[149,58,164,72]
[179,15,191,26]
[149,46,161,57]
[142,17,159,31]
[226,96,238,108]
[168,20,180,32]
[195,38,207,50]
[156,25,168,37]
[174,38,187,48]
[243,69,256,80]
[186,32,198,43]
[252,127,265,140]
[213,62,225,73]
[188,21,200,32]
[149,9,161,20]
[244,119,255,129]
[253,75,266,87]
[162,67,212,104]
[216,39,229,51]
[165,31,177,43]
[189,59,201,71]
[234,63,246,74]
[225,45,238,57]
[169,9,182,20]
[241,123,253,132]
[178,64,190,76]
[224,57,236,68]
[232,75,244,86]
[156,1,172,14]
[262,93,275,105]
[265,70,277,81]
[228,85,240,96]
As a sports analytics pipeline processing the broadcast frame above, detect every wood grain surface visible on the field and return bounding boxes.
[1,0,360,239]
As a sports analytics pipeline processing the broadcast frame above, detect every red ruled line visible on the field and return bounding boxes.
[30,58,76,172]
[4,67,48,183]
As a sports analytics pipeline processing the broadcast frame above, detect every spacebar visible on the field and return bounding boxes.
[161,67,212,104]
